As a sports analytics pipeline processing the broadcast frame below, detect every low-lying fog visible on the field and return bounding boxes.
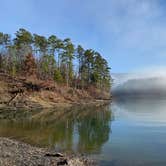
[112,68,166,97]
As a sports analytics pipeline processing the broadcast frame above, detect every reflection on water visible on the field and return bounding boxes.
[113,97,166,125]
[100,97,166,166]
[0,105,112,154]
[1,98,166,166]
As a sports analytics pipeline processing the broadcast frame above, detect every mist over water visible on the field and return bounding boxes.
[112,68,166,97]
[104,71,166,165]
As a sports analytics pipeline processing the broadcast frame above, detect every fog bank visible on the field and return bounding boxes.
[112,68,166,97]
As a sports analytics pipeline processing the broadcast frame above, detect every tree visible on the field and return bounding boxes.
[33,34,48,55]
[0,32,11,51]
[0,33,11,72]
[48,35,57,56]
[8,46,18,76]
[48,35,65,69]
[54,69,63,83]
[56,39,64,69]
[33,34,48,78]
[83,49,95,86]
[40,54,56,79]
[0,28,111,92]
[13,29,33,74]
[14,28,33,46]
[61,38,75,87]
[76,45,84,77]
[76,45,85,88]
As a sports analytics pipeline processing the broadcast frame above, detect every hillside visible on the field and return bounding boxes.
[0,72,111,110]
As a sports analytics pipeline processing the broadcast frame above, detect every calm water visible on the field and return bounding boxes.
[1,98,166,166]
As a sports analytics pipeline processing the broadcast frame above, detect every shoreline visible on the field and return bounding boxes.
[0,99,111,122]
[0,137,96,166]
[0,73,111,166]
[0,99,111,111]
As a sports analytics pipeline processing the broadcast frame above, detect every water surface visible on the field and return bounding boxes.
[1,98,166,166]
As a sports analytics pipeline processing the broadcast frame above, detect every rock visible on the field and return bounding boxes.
[57,159,68,165]
[0,137,95,166]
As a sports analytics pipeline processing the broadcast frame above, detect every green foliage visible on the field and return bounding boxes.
[8,46,18,76]
[40,54,56,79]
[61,38,75,86]
[14,28,33,48]
[54,69,63,83]
[0,28,111,91]
[33,34,48,53]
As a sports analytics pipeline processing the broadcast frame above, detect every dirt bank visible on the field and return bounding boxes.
[0,72,111,110]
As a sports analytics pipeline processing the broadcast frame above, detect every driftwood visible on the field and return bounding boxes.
[45,153,64,157]
[7,93,19,105]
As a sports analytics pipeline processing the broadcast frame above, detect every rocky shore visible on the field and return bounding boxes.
[0,137,96,166]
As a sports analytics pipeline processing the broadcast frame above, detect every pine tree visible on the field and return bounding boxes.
[0,28,111,91]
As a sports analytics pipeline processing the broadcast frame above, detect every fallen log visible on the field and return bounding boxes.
[45,152,64,157]
[7,93,19,105]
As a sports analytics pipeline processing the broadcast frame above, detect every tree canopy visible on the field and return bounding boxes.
[0,28,111,91]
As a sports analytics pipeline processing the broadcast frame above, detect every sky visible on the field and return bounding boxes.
[1,0,166,73]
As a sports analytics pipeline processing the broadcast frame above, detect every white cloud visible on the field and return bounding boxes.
[100,0,166,51]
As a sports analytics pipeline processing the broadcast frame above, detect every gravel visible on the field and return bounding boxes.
[0,137,96,166]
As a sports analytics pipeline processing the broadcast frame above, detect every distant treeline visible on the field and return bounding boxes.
[0,28,111,90]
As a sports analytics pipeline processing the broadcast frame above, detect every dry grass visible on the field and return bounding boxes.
[0,73,111,109]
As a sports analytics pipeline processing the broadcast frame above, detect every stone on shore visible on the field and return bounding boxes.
[0,137,96,166]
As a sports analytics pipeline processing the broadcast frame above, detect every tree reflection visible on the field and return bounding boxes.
[76,106,112,153]
[0,105,112,154]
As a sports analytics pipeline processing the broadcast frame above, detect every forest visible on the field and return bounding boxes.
[0,28,111,91]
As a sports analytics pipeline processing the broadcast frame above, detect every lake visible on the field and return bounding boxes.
[1,98,166,166]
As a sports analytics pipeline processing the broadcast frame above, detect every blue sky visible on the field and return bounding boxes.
[1,0,166,73]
